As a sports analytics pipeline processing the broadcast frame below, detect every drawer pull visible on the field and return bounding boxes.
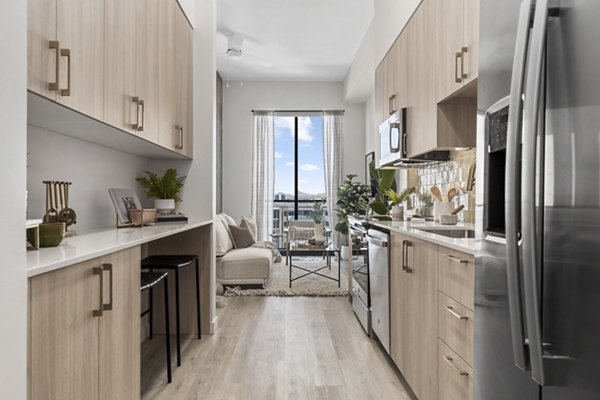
[102,263,113,311]
[455,52,462,83]
[92,267,103,317]
[445,305,469,320]
[443,355,469,376]
[49,40,60,91]
[444,254,469,264]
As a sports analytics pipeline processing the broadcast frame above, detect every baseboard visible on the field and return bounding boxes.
[209,316,218,334]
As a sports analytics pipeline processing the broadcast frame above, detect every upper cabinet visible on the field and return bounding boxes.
[28,0,104,120]
[435,0,480,102]
[27,0,192,159]
[374,33,407,125]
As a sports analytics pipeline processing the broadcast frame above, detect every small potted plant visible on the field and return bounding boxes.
[311,199,326,241]
[335,174,370,259]
[136,168,186,214]
[368,167,396,219]
[386,187,415,220]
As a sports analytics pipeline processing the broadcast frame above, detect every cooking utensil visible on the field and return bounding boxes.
[446,187,457,202]
[58,182,77,227]
[451,205,465,215]
[431,186,443,202]
[44,182,57,222]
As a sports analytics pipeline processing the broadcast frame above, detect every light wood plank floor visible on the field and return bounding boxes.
[141,296,411,400]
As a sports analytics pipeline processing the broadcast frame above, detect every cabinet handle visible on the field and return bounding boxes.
[402,240,413,273]
[138,99,145,132]
[60,48,71,96]
[48,41,60,91]
[455,52,462,83]
[92,267,103,317]
[444,254,470,264]
[460,47,468,79]
[445,305,469,320]
[132,97,140,130]
[402,131,407,158]
[443,355,469,376]
[177,126,184,149]
[389,94,396,115]
[102,263,113,311]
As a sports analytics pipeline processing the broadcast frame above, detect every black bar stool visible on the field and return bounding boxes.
[141,255,201,366]
[140,271,172,384]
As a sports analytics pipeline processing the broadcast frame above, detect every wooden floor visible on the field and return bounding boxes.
[141,296,411,400]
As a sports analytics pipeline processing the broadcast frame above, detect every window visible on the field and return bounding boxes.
[273,115,325,233]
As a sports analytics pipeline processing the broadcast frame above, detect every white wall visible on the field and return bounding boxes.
[221,80,365,219]
[0,1,27,397]
[27,126,148,230]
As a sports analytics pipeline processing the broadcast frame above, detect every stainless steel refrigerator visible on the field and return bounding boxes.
[476,0,600,398]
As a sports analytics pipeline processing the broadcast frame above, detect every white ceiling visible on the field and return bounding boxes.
[216,0,374,82]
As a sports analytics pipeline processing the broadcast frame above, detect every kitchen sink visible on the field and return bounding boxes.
[415,228,475,239]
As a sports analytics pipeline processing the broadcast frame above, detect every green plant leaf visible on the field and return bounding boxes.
[369,200,389,215]
[136,168,186,202]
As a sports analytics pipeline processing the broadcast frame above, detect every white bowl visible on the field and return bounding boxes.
[440,214,458,225]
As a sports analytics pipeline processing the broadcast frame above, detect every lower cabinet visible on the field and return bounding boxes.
[438,340,473,400]
[29,247,140,400]
[390,233,438,400]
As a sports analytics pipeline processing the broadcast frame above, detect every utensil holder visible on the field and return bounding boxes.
[433,201,454,222]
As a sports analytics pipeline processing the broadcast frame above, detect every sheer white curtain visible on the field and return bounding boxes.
[251,111,274,241]
[323,111,344,246]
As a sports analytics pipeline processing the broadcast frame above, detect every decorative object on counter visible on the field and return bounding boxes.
[433,201,455,222]
[335,174,370,256]
[37,222,66,247]
[128,208,157,227]
[386,187,415,221]
[367,166,396,219]
[26,219,42,250]
[439,214,458,225]
[430,185,444,202]
[156,213,189,223]
[42,181,77,231]
[136,168,186,214]
[108,188,143,227]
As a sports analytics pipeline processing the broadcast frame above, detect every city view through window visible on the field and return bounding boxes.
[273,116,327,236]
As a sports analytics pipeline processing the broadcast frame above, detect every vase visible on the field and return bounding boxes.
[391,205,404,221]
[154,198,175,214]
[340,245,352,261]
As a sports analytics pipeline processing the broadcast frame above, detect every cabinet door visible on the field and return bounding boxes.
[375,62,385,125]
[29,259,100,400]
[158,0,179,152]
[104,0,137,134]
[56,0,104,120]
[27,0,57,99]
[435,0,464,102]
[406,0,436,158]
[462,0,479,86]
[393,33,408,112]
[390,233,412,372]
[177,12,193,157]
[98,247,141,400]
[405,237,439,400]
[136,0,160,143]
[384,45,397,117]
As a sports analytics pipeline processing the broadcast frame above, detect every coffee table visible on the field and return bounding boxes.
[288,241,340,288]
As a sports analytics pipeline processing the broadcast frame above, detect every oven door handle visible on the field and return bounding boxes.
[367,235,388,248]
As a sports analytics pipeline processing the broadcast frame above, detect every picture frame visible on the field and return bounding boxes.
[108,188,143,226]
[365,151,377,197]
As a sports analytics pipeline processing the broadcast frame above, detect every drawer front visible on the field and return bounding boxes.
[438,247,474,310]
[438,292,474,366]
[439,340,473,400]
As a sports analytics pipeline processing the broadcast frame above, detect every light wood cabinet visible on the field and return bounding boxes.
[390,233,438,400]
[435,0,479,102]
[28,0,104,119]
[438,247,475,310]
[374,34,407,126]
[438,340,473,400]
[176,7,194,157]
[29,247,140,400]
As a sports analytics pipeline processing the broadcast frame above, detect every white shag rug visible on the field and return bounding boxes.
[224,256,349,297]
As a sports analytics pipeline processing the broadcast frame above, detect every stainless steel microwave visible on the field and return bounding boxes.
[379,108,406,167]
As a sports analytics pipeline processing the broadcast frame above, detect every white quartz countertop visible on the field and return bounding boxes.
[367,220,479,255]
[27,219,212,277]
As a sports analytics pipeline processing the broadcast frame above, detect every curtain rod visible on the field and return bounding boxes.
[251,109,345,114]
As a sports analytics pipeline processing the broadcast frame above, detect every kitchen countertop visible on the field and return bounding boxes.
[27,219,212,278]
[367,220,479,255]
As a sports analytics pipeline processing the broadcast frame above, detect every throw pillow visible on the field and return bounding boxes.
[214,218,234,256]
[291,226,314,241]
[229,224,256,249]
[240,216,258,240]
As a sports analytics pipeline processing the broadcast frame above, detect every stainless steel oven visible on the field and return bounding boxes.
[348,217,370,335]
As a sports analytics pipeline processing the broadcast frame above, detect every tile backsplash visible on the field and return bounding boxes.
[407,149,476,223]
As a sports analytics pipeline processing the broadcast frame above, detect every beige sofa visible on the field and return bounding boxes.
[214,213,272,286]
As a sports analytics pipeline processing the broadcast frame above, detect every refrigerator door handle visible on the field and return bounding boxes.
[505,0,534,373]
[521,0,549,385]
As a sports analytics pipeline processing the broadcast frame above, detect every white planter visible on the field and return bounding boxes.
[340,245,352,261]
[391,205,404,221]
[154,198,175,213]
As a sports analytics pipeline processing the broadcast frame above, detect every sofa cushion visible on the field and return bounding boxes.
[239,215,258,240]
[216,247,272,281]
[229,224,256,248]
[214,218,234,256]
[290,226,314,241]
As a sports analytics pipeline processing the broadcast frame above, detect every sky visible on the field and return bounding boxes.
[274,116,325,197]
